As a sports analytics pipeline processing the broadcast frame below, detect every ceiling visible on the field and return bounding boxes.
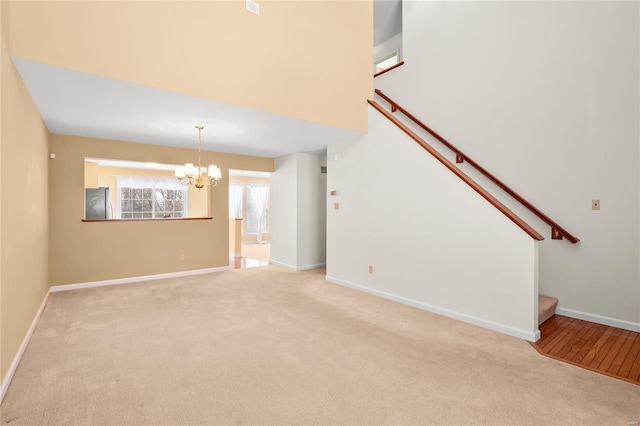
[13,58,362,159]
[374,0,403,46]
[13,1,401,159]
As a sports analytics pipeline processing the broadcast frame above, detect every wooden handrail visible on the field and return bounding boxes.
[374,89,579,244]
[368,99,544,242]
[374,61,405,78]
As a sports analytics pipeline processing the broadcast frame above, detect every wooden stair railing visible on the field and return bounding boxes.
[374,61,405,78]
[368,99,544,242]
[374,89,580,244]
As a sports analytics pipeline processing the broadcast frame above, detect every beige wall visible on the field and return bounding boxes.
[229,176,270,185]
[49,134,273,286]
[84,161,99,188]
[229,219,242,257]
[85,164,209,218]
[1,0,50,381]
[9,1,372,133]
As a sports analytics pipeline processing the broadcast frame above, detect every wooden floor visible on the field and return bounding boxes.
[531,315,640,386]
[231,242,270,270]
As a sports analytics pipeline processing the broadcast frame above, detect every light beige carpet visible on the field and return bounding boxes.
[1,266,638,425]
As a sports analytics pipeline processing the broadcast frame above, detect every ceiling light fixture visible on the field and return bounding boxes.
[175,126,221,190]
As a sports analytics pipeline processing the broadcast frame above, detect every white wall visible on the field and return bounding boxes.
[271,155,298,268]
[374,33,402,71]
[327,107,540,341]
[296,154,327,269]
[375,1,639,330]
[271,153,327,271]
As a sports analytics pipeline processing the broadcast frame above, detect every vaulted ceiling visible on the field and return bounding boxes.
[9,1,375,158]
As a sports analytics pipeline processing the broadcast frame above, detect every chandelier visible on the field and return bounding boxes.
[175,125,221,189]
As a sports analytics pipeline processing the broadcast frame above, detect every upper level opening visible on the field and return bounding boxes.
[374,0,403,74]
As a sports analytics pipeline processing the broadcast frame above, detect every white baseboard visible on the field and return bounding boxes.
[297,263,326,271]
[326,276,540,342]
[556,307,640,332]
[269,260,296,270]
[1,290,51,404]
[270,259,326,272]
[50,266,230,293]
[229,253,243,259]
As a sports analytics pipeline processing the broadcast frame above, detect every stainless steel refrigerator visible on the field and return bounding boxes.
[85,187,111,219]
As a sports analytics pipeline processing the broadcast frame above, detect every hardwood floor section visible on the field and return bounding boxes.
[531,315,640,386]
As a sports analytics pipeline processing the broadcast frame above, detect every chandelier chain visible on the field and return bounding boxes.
[196,125,204,171]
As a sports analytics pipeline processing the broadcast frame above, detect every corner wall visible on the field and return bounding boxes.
[297,154,327,269]
[271,155,298,268]
[326,106,539,340]
[1,0,50,382]
[271,153,327,271]
[376,1,639,328]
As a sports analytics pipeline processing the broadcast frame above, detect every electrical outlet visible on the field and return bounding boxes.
[179,254,185,261]
[592,199,600,210]
[368,265,373,274]
[334,202,339,210]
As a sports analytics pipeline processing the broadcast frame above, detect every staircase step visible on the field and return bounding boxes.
[538,295,558,325]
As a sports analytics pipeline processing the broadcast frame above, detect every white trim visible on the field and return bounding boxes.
[556,307,640,332]
[229,253,243,259]
[1,291,50,403]
[270,259,326,272]
[50,266,230,293]
[326,276,540,342]
[269,259,297,270]
[296,263,326,271]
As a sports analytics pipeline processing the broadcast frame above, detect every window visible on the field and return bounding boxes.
[229,184,244,219]
[117,176,188,219]
[246,184,269,234]
[229,182,270,237]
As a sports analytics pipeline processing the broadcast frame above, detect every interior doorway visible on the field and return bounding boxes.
[228,169,271,269]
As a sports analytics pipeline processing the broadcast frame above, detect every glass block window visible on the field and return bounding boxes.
[117,177,188,219]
